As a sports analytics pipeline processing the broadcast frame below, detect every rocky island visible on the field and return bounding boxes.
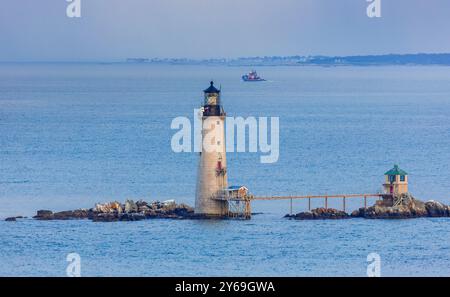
[5,193,449,222]
[285,193,450,220]
[32,199,195,222]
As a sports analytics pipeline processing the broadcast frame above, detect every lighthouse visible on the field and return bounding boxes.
[195,81,228,216]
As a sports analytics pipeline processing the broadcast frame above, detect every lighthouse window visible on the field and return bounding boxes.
[207,95,217,105]
[217,121,220,125]
[400,175,405,182]
[389,175,395,183]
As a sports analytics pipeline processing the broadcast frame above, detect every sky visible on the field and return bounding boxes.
[0,0,449,61]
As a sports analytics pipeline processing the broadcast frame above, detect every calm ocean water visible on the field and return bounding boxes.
[1,63,450,276]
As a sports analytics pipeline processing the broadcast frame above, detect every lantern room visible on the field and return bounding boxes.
[202,81,224,116]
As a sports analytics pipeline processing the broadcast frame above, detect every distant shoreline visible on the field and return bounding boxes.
[3,53,450,66]
[124,53,450,67]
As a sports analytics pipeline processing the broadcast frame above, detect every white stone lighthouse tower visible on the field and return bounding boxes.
[195,81,228,216]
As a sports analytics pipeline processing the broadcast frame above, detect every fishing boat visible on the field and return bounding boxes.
[242,70,265,82]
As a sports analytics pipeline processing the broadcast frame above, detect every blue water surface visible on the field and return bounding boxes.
[0,64,450,276]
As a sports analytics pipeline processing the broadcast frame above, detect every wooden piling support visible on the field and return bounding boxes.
[325,196,328,209]
[290,198,293,216]
[364,196,367,209]
[343,197,346,212]
[308,197,311,211]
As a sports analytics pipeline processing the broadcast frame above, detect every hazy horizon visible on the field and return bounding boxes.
[4,52,450,64]
[1,0,450,62]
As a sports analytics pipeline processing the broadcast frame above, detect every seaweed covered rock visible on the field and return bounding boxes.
[34,209,93,220]
[173,203,195,217]
[54,209,92,220]
[286,208,349,220]
[92,213,119,222]
[120,213,146,221]
[5,216,26,221]
[91,212,147,222]
[33,210,54,220]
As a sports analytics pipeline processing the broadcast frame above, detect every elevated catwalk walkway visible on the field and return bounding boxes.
[212,193,385,219]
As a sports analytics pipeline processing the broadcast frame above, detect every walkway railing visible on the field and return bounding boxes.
[251,194,384,215]
[212,192,386,219]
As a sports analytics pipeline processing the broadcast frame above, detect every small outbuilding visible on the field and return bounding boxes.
[383,165,408,195]
[224,185,249,199]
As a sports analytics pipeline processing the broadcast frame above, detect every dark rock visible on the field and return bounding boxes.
[92,213,119,222]
[351,209,362,217]
[136,200,148,209]
[138,205,150,212]
[33,210,54,220]
[144,210,158,218]
[171,204,194,217]
[33,208,93,221]
[410,199,428,217]
[37,210,52,217]
[358,204,413,219]
[288,208,349,220]
[35,209,88,220]
[150,201,162,209]
[52,211,74,220]
[425,200,448,217]
[171,208,190,217]
[313,208,349,219]
[4,215,26,221]
[52,209,91,220]
[119,213,146,221]
[295,212,314,220]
